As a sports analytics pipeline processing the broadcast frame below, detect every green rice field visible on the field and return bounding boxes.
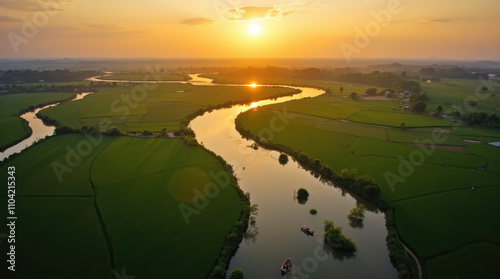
[40,83,297,132]
[0,135,241,279]
[0,92,75,148]
[237,78,500,278]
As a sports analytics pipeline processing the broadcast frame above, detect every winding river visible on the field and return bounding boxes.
[3,75,397,278]
[0,92,91,161]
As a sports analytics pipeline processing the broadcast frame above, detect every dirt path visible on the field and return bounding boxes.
[399,238,423,279]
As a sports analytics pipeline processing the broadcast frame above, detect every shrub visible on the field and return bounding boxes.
[297,188,309,199]
[310,209,317,215]
[347,204,366,221]
[230,268,244,279]
[142,130,153,136]
[278,153,289,165]
[211,265,226,279]
[323,220,356,251]
[411,101,426,113]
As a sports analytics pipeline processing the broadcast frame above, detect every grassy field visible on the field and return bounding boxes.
[100,73,191,81]
[0,92,75,148]
[237,78,500,278]
[0,135,242,279]
[421,78,500,115]
[203,73,380,96]
[40,83,298,132]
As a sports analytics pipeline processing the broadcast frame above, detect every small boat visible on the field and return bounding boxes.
[301,225,314,236]
[281,257,292,274]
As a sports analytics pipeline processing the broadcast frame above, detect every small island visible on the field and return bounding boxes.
[296,188,310,204]
[278,153,289,165]
[347,204,366,222]
[324,220,357,251]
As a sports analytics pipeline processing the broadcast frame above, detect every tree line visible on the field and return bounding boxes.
[216,67,422,93]
[0,69,102,84]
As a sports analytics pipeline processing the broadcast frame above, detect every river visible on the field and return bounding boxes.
[3,74,397,278]
[0,92,91,161]
[188,75,398,279]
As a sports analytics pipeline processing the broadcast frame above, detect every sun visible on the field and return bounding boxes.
[248,23,261,35]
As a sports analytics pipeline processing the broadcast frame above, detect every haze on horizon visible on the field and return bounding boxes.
[0,0,499,61]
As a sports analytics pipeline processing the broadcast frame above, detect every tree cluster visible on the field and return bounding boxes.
[323,220,356,251]
[216,67,422,93]
[462,112,500,128]
[235,117,382,204]
[0,69,102,83]
[419,67,489,80]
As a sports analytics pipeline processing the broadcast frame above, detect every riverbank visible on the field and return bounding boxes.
[234,91,500,278]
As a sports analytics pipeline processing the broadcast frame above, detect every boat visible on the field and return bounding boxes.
[281,257,292,274]
[300,225,314,236]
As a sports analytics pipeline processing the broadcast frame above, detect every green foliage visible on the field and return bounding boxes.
[309,209,318,215]
[350,92,357,100]
[230,268,244,279]
[211,265,226,279]
[297,188,309,199]
[0,69,102,83]
[278,153,289,165]
[411,101,426,113]
[105,127,122,136]
[347,204,366,221]
[323,220,356,251]
[142,130,153,136]
[434,105,443,117]
[365,88,377,96]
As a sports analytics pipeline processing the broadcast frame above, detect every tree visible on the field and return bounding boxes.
[350,92,357,100]
[400,122,406,131]
[106,128,121,136]
[340,86,343,95]
[482,86,488,92]
[419,67,436,76]
[325,88,332,95]
[279,154,289,165]
[323,219,356,251]
[411,101,426,113]
[297,188,309,204]
[347,204,366,222]
[297,188,309,199]
[434,105,443,117]
[365,88,377,96]
[230,268,244,279]
[142,130,153,136]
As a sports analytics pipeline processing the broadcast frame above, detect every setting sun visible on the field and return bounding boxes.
[250,83,257,87]
[248,24,261,35]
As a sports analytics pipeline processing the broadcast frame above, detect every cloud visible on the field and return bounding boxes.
[0,15,21,22]
[0,0,73,12]
[419,17,451,24]
[50,23,146,34]
[227,6,273,21]
[180,17,215,26]
[222,1,318,21]
[84,23,124,31]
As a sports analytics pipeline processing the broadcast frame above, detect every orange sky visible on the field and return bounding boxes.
[0,0,499,60]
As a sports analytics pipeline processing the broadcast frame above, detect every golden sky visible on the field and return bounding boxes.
[0,0,499,60]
